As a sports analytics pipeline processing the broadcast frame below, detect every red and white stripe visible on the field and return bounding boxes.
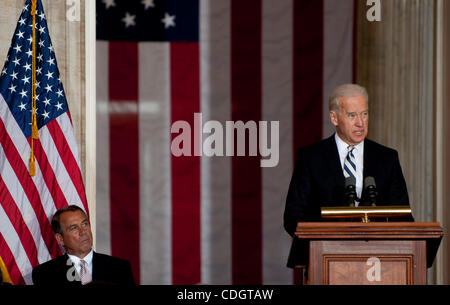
[96,0,355,284]
[0,92,88,284]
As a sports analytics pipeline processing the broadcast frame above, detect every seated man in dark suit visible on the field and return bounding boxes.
[32,205,135,285]
[283,84,413,267]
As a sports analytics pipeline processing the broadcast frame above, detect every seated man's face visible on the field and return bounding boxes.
[56,210,93,258]
[330,94,369,146]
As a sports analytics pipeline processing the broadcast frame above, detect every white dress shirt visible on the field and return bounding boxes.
[335,133,364,204]
[67,250,93,279]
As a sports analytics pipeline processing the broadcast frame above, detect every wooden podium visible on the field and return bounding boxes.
[294,222,443,285]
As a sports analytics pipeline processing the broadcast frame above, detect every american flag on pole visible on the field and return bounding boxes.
[0,0,88,284]
[96,0,356,284]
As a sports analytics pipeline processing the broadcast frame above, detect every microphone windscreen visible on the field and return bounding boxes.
[364,176,376,188]
[345,176,356,188]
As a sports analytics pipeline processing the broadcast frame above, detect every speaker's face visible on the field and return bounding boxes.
[330,94,369,146]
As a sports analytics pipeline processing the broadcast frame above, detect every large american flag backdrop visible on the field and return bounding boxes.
[96,0,356,284]
[0,0,88,284]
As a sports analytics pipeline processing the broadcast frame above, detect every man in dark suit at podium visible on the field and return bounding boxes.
[283,84,413,268]
[32,205,135,285]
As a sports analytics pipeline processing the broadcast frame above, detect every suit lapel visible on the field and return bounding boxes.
[92,252,109,282]
[61,254,83,286]
[363,139,374,178]
[92,252,100,281]
[323,134,345,186]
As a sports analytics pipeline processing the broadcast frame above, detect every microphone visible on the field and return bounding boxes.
[363,176,378,206]
[344,176,357,207]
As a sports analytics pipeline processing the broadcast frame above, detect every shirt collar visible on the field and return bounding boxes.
[335,133,364,154]
[67,249,94,266]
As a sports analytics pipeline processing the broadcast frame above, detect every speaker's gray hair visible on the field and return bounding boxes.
[328,84,368,112]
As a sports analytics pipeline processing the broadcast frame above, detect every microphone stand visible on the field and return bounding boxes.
[344,177,358,207]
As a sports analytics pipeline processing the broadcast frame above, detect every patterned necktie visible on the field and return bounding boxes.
[343,146,356,181]
[79,259,91,285]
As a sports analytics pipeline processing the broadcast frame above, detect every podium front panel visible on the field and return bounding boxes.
[308,240,426,285]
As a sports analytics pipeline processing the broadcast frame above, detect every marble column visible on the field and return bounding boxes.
[355,0,446,283]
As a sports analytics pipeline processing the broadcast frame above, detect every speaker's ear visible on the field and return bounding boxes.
[329,110,338,127]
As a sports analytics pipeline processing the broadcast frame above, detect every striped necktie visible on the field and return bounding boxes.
[343,145,356,181]
[79,259,91,285]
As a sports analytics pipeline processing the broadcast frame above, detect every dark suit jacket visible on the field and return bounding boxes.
[32,252,135,286]
[284,135,413,267]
